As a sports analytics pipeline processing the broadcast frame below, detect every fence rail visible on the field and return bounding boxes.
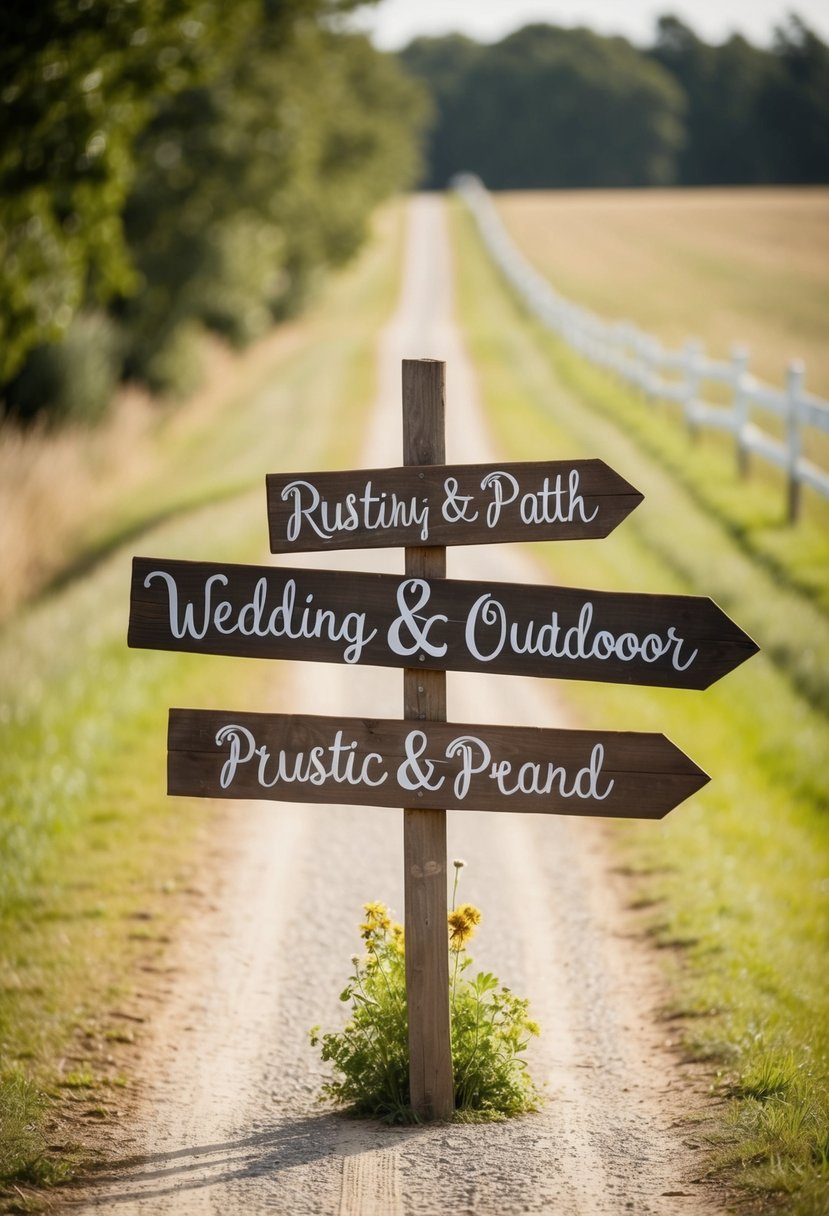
[454,174,829,523]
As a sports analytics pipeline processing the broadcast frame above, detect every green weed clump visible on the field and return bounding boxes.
[310,864,540,1124]
[0,1068,75,1189]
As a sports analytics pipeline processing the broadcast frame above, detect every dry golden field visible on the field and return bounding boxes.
[495,188,829,400]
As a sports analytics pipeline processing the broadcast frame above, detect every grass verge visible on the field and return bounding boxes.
[491,191,829,622]
[494,188,829,400]
[0,201,405,1206]
[459,201,829,718]
[450,197,829,1214]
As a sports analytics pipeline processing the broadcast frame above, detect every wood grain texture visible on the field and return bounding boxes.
[401,359,453,1122]
[167,709,709,819]
[265,459,643,552]
[129,557,759,690]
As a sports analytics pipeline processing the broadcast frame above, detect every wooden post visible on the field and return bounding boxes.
[786,360,804,524]
[731,345,751,479]
[401,358,454,1121]
[684,338,703,442]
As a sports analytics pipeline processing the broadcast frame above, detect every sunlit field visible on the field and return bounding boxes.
[452,197,829,1213]
[495,188,829,400]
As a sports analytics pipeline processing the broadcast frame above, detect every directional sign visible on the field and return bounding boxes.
[127,356,761,1124]
[129,556,759,690]
[265,459,643,552]
[167,709,710,820]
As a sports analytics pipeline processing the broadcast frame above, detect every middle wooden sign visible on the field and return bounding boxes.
[128,557,758,690]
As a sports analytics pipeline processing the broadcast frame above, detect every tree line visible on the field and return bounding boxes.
[399,14,829,190]
[0,0,429,424]
[4,6,826,428]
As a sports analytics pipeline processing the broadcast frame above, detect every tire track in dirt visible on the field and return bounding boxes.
[63,195,723,1215]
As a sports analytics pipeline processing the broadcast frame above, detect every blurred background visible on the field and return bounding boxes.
[1,5,828,1209]
[1,4,826,1206]
[2,0,826,431]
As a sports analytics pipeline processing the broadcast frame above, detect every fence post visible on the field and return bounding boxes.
[786,360,804,524]
[683,338,703,440]
[612,321,627,379]
[642,337,658,404]
[731,345,751,478]
[629,325,647,396]
[618,322,633,387]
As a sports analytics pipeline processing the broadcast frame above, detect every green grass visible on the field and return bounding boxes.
[450,197,829,1213]
[0,201,405,1202]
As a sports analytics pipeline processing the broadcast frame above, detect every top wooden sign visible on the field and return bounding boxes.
[265,459,643,552]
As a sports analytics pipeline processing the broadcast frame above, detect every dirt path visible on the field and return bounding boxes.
[64,196,724,1215]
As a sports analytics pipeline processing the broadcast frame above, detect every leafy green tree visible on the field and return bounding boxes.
[650,13,829,185]
[401,25,685,189]
[650,16,774,184]
[119,14,428,387]
[761,16,829,183]
[399,35,483,190]
[0,0,239,383]
[405,15,829,190]
[1,0,429,411]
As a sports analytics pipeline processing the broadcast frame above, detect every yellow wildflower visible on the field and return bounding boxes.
[391,923,405,953]
[448,902,481,950]
[360,901,391,938]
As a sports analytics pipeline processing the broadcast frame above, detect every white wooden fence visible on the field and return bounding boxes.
[454,173,829,522]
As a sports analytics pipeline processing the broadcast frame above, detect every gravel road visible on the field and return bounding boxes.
[65,196,724,1215]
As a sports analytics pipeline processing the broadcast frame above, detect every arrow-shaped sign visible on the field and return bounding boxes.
[129,557,758,690]
[265,459,643,551]
[126,357,759,1125]
[168,709,709,820]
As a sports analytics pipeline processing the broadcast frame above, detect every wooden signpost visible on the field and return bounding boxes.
[128,357,758,1122]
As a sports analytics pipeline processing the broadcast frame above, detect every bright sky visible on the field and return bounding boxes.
[358,0,829,50]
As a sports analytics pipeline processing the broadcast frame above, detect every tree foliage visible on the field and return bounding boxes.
[403,25,684,190]
[1,0,428,414]
[401,15,829,190]
[0,0,236,384]
[650,14,829,185]
[760,17,829,184]
[120,14,426,384]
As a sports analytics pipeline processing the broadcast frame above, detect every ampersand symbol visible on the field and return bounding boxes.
[387,579,448,658]
[397,730,445,792]
[441,477,479,524]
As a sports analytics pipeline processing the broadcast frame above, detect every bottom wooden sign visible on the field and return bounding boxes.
[168,709,708,819]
